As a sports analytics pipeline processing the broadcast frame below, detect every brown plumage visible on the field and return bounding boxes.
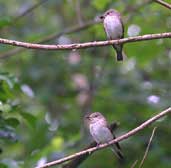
[100,9,124,61]
[85,112,124,160]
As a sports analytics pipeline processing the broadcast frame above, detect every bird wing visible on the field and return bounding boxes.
[107,124,121,150]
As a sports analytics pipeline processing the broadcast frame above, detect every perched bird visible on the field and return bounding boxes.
[100,9,124,61]
[84,112,124,160]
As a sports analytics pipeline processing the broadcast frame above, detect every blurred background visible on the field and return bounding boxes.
[0,0,171,167]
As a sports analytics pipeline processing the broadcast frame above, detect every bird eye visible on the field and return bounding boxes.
[99,15,104,19]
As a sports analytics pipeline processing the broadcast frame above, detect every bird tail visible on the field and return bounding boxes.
[112,44,123,61]
[111,144,124,161]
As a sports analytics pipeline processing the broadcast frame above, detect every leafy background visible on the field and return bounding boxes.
[0,0,171,168]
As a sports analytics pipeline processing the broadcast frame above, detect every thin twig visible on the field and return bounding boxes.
[35,107,171,168]
[36,20,97,44]
[0,0,49,31]
[14,0,49,22]
[0,48,24,59]
[139,127,157,168]
[154,0,171,9]
[0,32,171,51]
[75,0,83,25]
[130,160,138,168]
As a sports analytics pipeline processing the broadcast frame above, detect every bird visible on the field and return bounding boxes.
[100,9,124,61]
[84,112,124,160]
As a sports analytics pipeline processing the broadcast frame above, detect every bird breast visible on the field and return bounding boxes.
[104,15,123,39]
[90,121,113,144]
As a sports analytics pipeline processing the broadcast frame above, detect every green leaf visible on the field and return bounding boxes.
[0,163,8,168]
[0,73,18,89]
[5,118,20,128]
[0,16,12,28]
[91,0,110,10]
[20,112,37,128]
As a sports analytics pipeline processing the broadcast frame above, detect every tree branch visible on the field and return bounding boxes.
[0,0,151,59]
[1,32,171,52]
[0,0,49,32]
[154,0,171,9]
[0,20,96,59]
[130,160,138,168]
[14,0,49,22]
[36,107,171,168]
[139,127,157,168]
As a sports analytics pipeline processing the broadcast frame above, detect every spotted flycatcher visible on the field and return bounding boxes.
[100,9,124,61]
[85,112,124,160]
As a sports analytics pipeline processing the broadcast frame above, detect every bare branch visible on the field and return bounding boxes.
[0,48,25,59]
[154,0,171,9]
[139,127,157,168]
[0,20,96,59]
[0,0,49,32]
[37,20,97,44]
[14,0,49,22]
[0,32,171,52]
[130,160,138,168]
[75,0,83,25]
[36,107,171,168]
